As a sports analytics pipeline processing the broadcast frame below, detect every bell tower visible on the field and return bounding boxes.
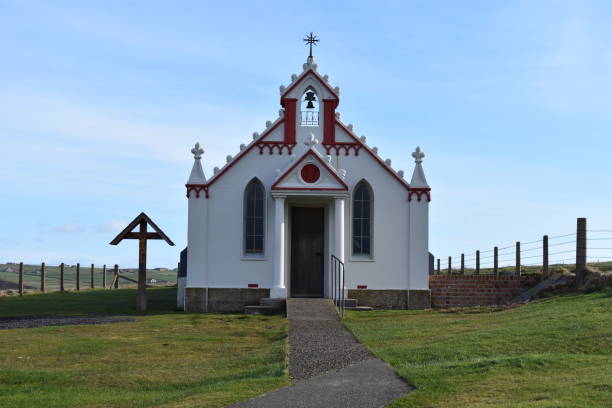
[279,33,340,148]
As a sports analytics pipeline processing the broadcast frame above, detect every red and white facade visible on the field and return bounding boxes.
[181,56,431,312]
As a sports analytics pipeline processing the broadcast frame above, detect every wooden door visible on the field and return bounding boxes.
[291,207,325,298]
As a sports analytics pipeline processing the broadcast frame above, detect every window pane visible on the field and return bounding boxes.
[353,218,361,237]
[353,237,362,254]
[362,238,370,254]
[254,236,263,252]
[255,218,263,235]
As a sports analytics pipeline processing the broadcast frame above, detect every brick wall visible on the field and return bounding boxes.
[429,275,538,308]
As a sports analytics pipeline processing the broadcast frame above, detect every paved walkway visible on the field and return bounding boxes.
[230,299,412,408]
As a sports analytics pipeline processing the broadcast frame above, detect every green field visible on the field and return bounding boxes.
[345,288,612,407]
[0,288,289,408]
[0,263,177,292]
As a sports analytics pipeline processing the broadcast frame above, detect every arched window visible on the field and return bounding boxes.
[244,179,265,254]
[352,181,373,256]
[300,87,319,127]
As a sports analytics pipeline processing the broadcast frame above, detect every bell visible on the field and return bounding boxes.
[304,91,316,109]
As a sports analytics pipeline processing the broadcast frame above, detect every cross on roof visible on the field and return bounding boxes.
[191,142,204,160]
[303,32,319,58]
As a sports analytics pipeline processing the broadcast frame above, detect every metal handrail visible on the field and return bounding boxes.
[331,255,345,318]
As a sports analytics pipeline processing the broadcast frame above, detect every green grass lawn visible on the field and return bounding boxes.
[0,288,289,408]
[345,289,612,408]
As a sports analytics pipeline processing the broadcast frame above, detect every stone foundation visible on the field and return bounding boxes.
[185,287,270,313]
[347,289,431,310]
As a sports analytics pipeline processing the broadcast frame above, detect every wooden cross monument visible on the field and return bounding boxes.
[110,212,174,312]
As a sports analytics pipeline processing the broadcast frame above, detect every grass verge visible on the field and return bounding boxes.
[344,289,612,407]
[0,288,289,407]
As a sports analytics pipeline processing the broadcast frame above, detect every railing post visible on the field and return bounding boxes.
[460,253,465,275]
[60,263,65,292]
[576,218,587,284]
[515,241,521,276]
[18,262,24,296]
[76,263,80,291]
[90,264,95,289]
[543,235,549,277]
[494,247,499,275]
[448,256,452,275]
[102,264,106,289]
[437,259,440,275]
[475,250,480,275]
[40,262,45,292]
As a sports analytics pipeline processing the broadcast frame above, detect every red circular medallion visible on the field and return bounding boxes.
[301,164,321,183]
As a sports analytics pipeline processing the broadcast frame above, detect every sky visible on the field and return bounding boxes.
[1,0,612,268]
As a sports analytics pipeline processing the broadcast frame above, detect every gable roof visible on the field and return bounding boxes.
[271,148,348,191]
[281,69,339,102]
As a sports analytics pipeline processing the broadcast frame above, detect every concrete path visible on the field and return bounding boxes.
[229,298,413,408]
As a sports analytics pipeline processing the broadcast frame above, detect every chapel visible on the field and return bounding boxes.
[178,42,431,312]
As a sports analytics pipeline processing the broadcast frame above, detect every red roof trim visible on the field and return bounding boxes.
[280,69,339,102]
[271,149,349,191]
[205,119,284,190]
[335,120,411,191]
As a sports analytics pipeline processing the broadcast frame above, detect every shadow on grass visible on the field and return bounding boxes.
[0,287,179,317]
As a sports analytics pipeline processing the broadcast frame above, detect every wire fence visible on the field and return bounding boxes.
[0,262,178,294]
[434,218,612,276]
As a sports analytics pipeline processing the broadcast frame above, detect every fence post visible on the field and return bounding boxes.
[90,264,95,289]
[576,217,587,284]
[516,241,521,276]
[448,256,452,275]
[436,259,440,275]
[18,262,24,296]
[102,264,107,289]
[475,250,480,275]
[60,263,65,292]
[460,253,465,275]
[114,264,119,289]
[543,235,549,277]
[76,263,80,291]
[40,262,45,292]
[494,246,499,275]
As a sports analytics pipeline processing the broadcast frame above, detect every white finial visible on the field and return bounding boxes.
[412,146,425,163]
[265,120,272,128]
[334,86,340,94]
[240,144,246,151]
[279,85,286,94]
[339,169,347,179]
[279,109,284,117]
[335,112,341,119]
[323,74,329,82]
[385,159,392,166]
[253,132,259,140]
[360,135,367,143]
[226,155,232,163]
[347,124,354,131]
[326,155,332,164]
[191,142,204,160]
[305,133,319,148]
[291,74,298,82]
[398,170,405,178]
[213,166,220,174]
[372,147,378,154]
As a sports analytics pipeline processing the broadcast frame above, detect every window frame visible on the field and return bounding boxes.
[351,180,374,260]
[243,178,266,258]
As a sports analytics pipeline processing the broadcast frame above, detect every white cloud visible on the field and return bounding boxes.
[51,222,84,233]
[95,220,128,233]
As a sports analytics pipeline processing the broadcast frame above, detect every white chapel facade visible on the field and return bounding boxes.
[180,54,432,312]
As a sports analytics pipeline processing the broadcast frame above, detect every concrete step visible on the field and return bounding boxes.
[244,305,284,316]
[260,298,287,309]
[334,298,358,308]
[345,306,374,312]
